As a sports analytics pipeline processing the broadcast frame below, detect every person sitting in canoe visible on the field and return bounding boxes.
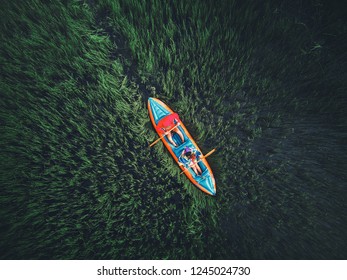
[179,147,202,175]
[156,113,185,147]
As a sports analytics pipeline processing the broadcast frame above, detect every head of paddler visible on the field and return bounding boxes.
[185,151,192,157]
[184,147,192,158]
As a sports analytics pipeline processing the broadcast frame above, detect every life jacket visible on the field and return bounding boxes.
[156,113,180,134]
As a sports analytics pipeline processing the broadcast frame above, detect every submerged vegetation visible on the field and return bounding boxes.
[0,0,346,259]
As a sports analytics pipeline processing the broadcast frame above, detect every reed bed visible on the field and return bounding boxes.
[1,0,346,259]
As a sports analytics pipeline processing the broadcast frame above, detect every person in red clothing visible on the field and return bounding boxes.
[156,113,185,147]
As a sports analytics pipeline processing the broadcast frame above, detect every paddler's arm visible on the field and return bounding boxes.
[173,113,181,125]
[161,127,169,136]
[178,155,189,168]
[196,150,202,160]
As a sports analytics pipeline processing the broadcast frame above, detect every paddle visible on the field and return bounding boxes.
[180,148,216,174]
[149,123,180,147]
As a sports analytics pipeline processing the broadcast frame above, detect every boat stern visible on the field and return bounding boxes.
[195,172,216,196]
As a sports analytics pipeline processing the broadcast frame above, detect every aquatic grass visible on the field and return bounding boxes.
[1,0,346,259]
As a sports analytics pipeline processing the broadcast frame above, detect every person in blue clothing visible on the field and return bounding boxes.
[178,146,202,175]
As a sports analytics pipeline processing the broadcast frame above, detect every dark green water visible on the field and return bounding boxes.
[0,0,346,259]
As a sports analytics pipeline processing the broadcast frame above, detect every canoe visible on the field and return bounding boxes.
[147,97,216,196]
